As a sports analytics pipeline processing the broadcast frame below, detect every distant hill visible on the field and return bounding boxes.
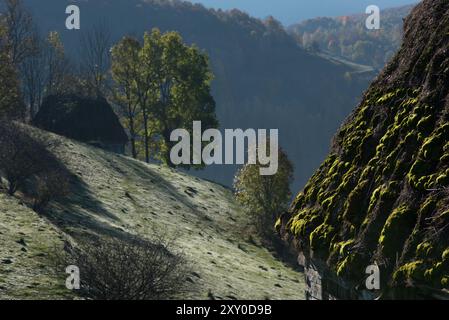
[185,0,419,25]
[289,5,415,70]
[21,0,374,192]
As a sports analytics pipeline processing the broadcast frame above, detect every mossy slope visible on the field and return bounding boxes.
[281,0,449,299]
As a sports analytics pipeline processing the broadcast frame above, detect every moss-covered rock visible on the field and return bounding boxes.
[309,223,335,254]
[280,0,449,299]
[379,205,416,258]
[393,261,426,283]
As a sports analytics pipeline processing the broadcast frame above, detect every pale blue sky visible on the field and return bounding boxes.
[186,0,420,25]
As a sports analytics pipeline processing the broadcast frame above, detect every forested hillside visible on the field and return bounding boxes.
[289,5,414,70]
[183,0,419,25]
[21,0,373,190]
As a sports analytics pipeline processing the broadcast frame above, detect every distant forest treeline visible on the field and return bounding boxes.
[289,5,414,69]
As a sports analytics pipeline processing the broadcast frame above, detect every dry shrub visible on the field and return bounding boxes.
[32,169,70,213]
[0,120,69,211]
[55,236,194,300]
[0,121,48,194]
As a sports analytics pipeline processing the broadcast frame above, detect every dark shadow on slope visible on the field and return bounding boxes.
[33,131,219,239]
[0,124,124,239]
[25,136,124,239]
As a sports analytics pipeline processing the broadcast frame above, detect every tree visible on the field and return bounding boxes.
[135,30,161,163]
[0,22,25,120]
[19,30,75,118]
[141,29,218,166]
[20,34,46,118]
[110,29,218,166]
[79,22,112,96]
[233,147,294,235]
[1,0,41,119]
[111,36,141,159]
[2,0,38,65]
[44,31,69,96]
[1,1,76,118]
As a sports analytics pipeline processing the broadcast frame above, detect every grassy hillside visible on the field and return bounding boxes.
[280,0,449,299]
[0,193,70,299]
[0,129,304,300]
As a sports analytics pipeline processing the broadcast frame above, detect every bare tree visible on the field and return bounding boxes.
[20,31,75,118]
[79,22,112,96]
[0,21,25,120]
[44,31,71,96]
[20,35,46,118]
[2,0,38,65]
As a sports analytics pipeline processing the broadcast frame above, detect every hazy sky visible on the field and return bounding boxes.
[186,0,420,25]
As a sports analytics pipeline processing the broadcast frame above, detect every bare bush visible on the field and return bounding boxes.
[2,0,39,65]
[0,121,47,194]
[32,168,70,213]
[0,121,70,212]
[54,236,193,300]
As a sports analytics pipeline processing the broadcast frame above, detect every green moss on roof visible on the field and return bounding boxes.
[280,0,449,298]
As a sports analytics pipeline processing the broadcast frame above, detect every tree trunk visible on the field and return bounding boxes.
[162,128,175,168]
[8,180,17,196]
[143,112,150,163]
[29,96,35,121]
[129,116,137,159]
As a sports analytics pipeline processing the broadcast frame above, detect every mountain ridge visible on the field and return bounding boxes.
[184,0,419,26]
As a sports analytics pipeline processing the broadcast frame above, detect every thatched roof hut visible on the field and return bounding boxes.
[34,95,128,154]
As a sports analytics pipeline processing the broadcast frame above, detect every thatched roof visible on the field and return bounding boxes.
[34,95,128,145]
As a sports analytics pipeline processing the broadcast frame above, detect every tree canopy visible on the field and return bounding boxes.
[234,147,294,235]
[111,28,218,166]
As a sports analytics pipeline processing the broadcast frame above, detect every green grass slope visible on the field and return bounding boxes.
[0,130,304,300]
